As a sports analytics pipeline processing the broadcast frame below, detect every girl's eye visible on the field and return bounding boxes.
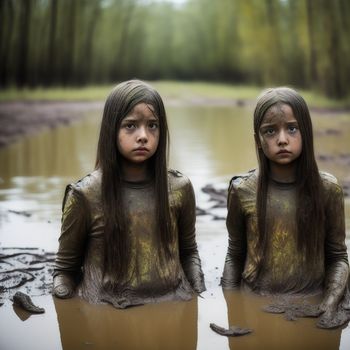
[125,123,136,130]
[149,122,158,130]
[265,128,275,136]
[288,126,298,134]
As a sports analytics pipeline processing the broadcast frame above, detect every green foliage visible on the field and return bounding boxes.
[0,0,349,98]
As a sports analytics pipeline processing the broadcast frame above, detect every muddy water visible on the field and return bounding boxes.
[0,103,350,350]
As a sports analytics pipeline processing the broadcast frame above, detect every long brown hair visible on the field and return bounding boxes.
[95,80,171,286]
[253,87,324,276]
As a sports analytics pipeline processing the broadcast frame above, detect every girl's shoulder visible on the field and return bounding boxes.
[319,171,343,195]
[319,171,339,186]
[65,169,102,201]
[229,169,257,194]
[70,169,101,190]
[168,169,192,191]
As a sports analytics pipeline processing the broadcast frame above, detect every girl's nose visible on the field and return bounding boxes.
[277,129,288,145]
[137,127,148,143]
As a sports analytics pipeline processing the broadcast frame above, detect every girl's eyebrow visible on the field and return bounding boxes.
[122,116,158,122]
[260,122,276,127]
[260,120,298,127]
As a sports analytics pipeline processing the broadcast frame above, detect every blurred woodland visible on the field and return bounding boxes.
[0,0,350,98]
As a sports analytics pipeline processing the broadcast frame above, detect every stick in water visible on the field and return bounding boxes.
[13,291,45,314]
[210,323,253,337]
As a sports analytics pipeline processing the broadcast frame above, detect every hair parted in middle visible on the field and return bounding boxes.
[253,87,325,280]
[95,80,171,288]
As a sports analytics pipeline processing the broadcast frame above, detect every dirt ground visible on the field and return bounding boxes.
[0,101,104,147]
[1,98,349,148]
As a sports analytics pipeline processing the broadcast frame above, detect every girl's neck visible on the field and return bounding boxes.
[121,160,151,183]
[269,162,297,183]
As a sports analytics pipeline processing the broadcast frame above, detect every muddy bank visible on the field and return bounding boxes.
[0,98,244,148]
[1,98,349,149]
[0,98,247,148]
[0,247,54,306]
[0,101,104,147]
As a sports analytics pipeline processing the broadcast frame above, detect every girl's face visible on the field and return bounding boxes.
[257,103,302,168]
[117,103,159,165]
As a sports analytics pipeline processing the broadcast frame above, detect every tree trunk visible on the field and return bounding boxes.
[0,0,15,87]
[62,0,77,85]
[305,0,317,87]
[81,0,101,84]
[47,0,58,85]
[16,0,32,87]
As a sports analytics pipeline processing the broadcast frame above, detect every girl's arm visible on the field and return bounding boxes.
[178,179,206,293]
[320,182,349,313]
[53,185,89,298]
[221,182,246,289]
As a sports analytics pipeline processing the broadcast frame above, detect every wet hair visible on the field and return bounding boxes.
[95,80,171,286]
[253,87,324,276]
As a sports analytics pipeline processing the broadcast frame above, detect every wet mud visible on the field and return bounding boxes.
[196,184,227,220]
[263,299,322,321]
[7,209,32,217]
[13,291,45,313]
[209,322,253,337]
[263,289,350,329]
[0,247,55,306]
[0,101,103,147]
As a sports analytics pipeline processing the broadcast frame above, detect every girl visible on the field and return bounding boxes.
[53,80,206,308]
[221,87,349,322]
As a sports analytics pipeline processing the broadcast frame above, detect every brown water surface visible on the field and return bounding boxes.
[0,103,349,350]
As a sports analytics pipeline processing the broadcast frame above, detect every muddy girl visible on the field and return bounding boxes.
[221,87,349,327]
[52,80,206,307]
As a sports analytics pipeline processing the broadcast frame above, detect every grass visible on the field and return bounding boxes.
[0,85,114,102]
[1,80,350,110]
[0,81,262,101]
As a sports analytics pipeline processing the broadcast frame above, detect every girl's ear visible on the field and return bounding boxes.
[254,133,262,149]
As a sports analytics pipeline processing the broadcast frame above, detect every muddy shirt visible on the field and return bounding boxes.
[222,170,348,294]
[54,169,205,305]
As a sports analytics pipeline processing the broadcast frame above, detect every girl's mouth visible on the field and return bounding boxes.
[134,147,149,152]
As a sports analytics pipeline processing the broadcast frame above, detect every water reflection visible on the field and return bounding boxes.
[0,113,100,180]
[223,290,342,350]
[0,296,61,350]
[54,297,198,350]
[168,105,256,188]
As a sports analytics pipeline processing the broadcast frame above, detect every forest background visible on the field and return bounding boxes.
[1,0,350,100]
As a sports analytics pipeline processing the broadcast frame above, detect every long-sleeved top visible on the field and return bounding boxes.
[54,169,205,306]
[222,169,348,294]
